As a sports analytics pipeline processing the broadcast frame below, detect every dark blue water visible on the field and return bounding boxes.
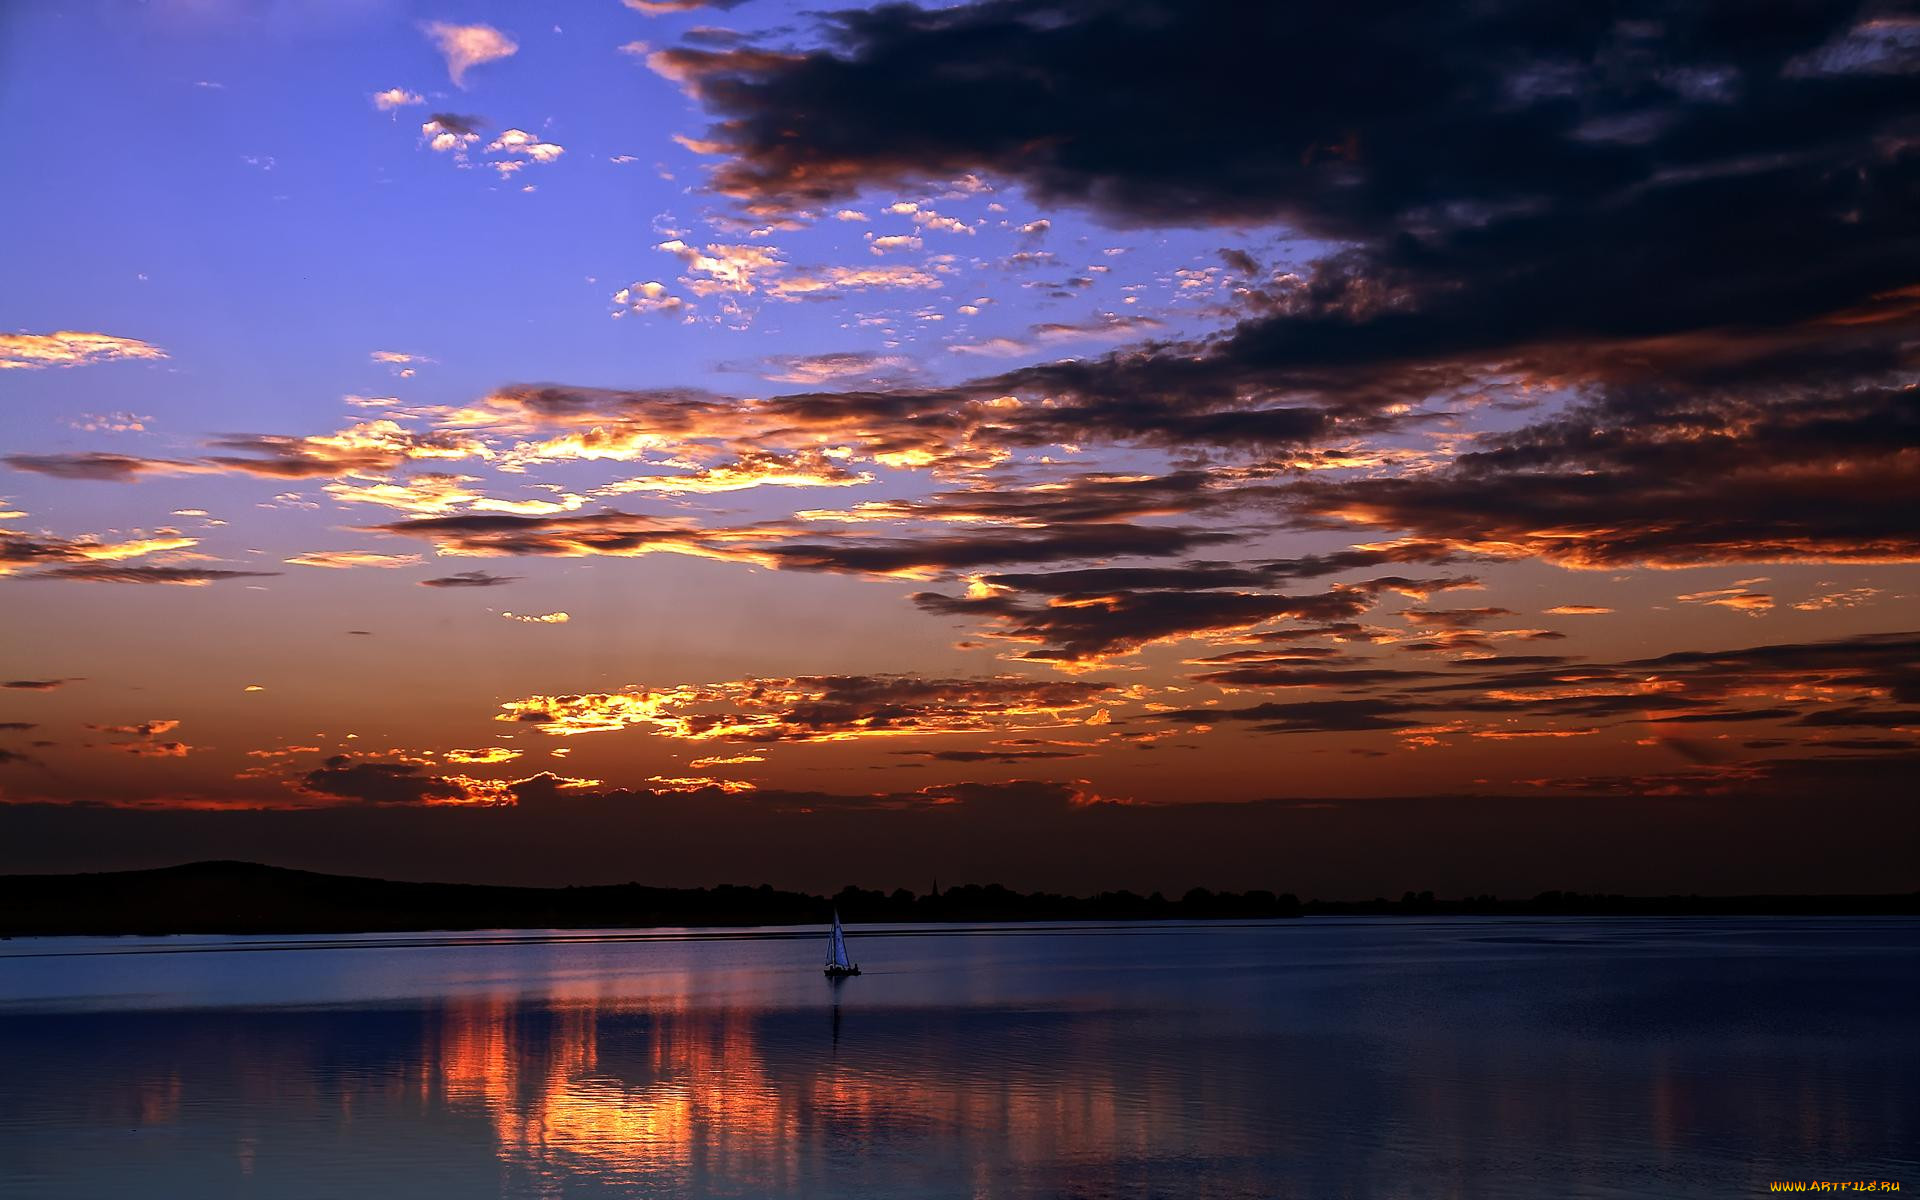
[0,917,1913,1198]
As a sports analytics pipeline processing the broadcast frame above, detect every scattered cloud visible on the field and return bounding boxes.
[419,570,519,588]
[284,551,423,569]
[423,21,517,87]
[373,87,425,111]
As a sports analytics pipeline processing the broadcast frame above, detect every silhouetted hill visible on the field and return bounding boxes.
[0,863,1913,936]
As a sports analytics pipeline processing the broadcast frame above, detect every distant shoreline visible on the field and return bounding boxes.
[4,861,1916,938]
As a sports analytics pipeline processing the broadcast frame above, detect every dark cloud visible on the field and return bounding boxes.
[1155,698,1422,735]
[3,679,72,690]
[665,0,1915,335]
[25,565,280,585]
[294,757,592,808]
[417,570,520,588]
[1149,631,1920,745]
[1288,386,1920,567]
[7,422,486,484]
[770,523,1237,575]
[1400,607,1519,628]
[3,452,198,481]
[299,758,477,806]
[423,112,485,138]
[633,0,1920,579]
[978,544,1479,596]
[915,583,1385,665]
[359,507,1239,578]
[659,0,1888,236]
[4,528,194,572]
[893,748,1090,763]
[1793,707,1920,729]
[915,570,1478,665]
[1190,665,1440,689]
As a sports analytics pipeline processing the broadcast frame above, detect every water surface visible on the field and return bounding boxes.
[1,917,1913,1197]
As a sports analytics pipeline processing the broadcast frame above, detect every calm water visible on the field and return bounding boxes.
[0,918,1913,1198]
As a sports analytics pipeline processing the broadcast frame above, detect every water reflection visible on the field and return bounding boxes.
[0,919,1915,1198]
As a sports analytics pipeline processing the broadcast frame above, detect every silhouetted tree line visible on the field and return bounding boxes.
[2,862,1914,937]
[826,882,1304,923]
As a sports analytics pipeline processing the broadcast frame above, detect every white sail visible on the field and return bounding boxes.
[828,909,852,969]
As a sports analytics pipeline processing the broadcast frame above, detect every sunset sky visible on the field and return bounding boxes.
[2,0,1916,894]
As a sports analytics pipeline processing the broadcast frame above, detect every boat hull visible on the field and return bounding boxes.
[823,965,861,978]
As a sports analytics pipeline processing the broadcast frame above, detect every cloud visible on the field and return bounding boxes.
[598,449,872,495]
[2,528,198,574]
[24,565,278,585]
[498,674,1117,742]
[1677,587,1776,614]
[355,505,1233,581]
[647,775,757,794]
[746,351,917,385]
[3,452,205,481]
[281,750,608,808]
[1285,386,1920,569]
[87,718,190,758]
[611,281,688,316]
[1136,629,1920,750]
[1399,607,1518,629]
[0,331,166,370]
[89,719,180,738]
[422,113,483,154]
[1792,587,1882,612]
[911,565,1477,667]
[423,22,517,87]
[630,0,1920,585]
[9,421,489,486]
[1160,698,1427,736]
[419,570,519,588]
[622,0,747,13]
[954,314,1167,357]
[486,128,564,163]
[204,420,487,479]
[894,747,1090,763]
[372,87,425,111]
[284,551,422,569]
[914,581,1389,667]
[4,680,72,690]
[113,741,192,758]
[445,747,522,764]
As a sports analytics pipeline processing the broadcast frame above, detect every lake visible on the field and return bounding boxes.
[0,917,1913,1198]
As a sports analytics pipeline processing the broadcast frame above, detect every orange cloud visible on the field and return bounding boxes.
[497,675,1117,742]
[0,331,167,370]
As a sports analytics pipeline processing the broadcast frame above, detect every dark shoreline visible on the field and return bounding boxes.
[4,861,1917,938]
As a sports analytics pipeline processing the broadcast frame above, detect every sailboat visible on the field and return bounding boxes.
[823,908,860,977]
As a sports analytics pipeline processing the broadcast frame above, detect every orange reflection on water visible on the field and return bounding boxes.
[433,993,804,1191]
[426,990,1210,1191]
